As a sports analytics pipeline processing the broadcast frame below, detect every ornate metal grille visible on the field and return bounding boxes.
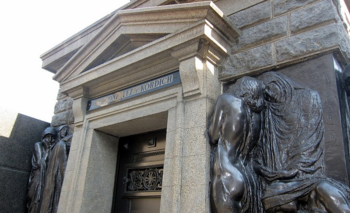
[124,166,163,191]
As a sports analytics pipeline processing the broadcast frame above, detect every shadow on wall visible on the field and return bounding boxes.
[0,111,49,213]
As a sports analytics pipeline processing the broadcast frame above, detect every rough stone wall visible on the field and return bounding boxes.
[51,89,74,128]
[332,0,350,33]
[221,0,350,80]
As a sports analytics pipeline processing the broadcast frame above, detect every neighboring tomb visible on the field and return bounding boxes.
[0,108,49,213]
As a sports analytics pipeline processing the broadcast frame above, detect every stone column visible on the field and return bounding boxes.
[161,39,222,213]
[57,87,90,213]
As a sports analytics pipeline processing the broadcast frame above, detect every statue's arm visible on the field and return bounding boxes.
[209,95,229,144]
[31,142,43,169]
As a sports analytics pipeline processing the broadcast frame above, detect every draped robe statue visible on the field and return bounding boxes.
[27,125,72,213]
[40,125,71,213]
[27,127,56,213]
[255,72,350,213]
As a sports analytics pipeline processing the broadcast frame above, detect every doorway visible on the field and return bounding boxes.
[112,130,166,213]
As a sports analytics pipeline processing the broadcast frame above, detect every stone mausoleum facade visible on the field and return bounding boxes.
[40,0,350,212]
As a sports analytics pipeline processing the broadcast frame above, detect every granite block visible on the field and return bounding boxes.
[164,130,176,159]
[228,1,271,29]
[87,148,117,175]
[181,154,209,186]
[235,16,287,50]
[81,192,112,213]
[274,0,319,16]
[182,126,208,157]
[181,184,208,213]
[183,98,209,129]
[220,44,273,79]
[163,157,181,187]
[276,23,341,62]
[51,110,74,127]
[84,169,115,194]
[91,131,119,155]
[291,0,337,33]
[54,98,74,114]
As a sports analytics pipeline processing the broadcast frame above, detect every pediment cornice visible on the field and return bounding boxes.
[56,2,240,99]
[54,2,239,83]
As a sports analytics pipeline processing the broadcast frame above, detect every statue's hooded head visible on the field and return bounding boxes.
[42,127,56,145]
[57,125,69,139]
[229,76,264,112]
[258,72,304,104]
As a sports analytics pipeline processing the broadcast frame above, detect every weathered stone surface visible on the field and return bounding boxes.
[228,1,271,29]
[56,88,68,100]
[235,16,287,50]
[276,23,344,62]
[51,110,74,127]
[54,98,74,114]
[220,44,273,79]
[291,0,337,33]
[0,110,49,213]
[180,184,208,213]
[274,0,319,16]
[0,169,29,213]
[215,0,265,16]
[0,112,49,171]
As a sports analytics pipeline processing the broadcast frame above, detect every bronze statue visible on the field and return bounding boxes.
[208,77,264,213]
[209,72,350,213]
[27,125,72,213]
[255,72,350,213]
[40,125,71,213]
[27,127,56,213]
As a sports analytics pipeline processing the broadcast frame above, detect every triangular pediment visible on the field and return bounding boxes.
[82,34,167,72]
[53,2,240,83]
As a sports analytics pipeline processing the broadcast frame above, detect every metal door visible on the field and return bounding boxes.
[112,130,166,213]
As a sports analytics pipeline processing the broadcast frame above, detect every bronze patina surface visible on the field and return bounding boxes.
[209,72,350,213]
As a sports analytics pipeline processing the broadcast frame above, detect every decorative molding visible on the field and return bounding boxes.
[124,166,163,191]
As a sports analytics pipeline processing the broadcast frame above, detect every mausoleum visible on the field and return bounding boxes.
[39,0,350,212]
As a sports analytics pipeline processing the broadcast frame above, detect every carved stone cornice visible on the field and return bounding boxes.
[55,2,239,100]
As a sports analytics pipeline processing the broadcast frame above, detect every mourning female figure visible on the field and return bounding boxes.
[40,125,71,213]
[208,77,264,213]
[27,127,56,213]
[255,72,350,212]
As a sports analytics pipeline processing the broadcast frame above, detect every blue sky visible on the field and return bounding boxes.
[0,0,129,122]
